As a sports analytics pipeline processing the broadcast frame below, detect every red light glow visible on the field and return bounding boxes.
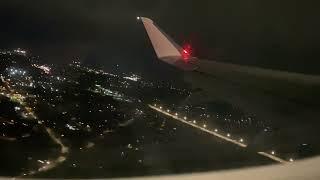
[181,43,192,61]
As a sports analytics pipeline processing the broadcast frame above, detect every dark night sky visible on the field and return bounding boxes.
[1,0,320,76]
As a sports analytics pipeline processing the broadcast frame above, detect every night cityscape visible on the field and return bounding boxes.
[1,1,320,179]
[0,49,317,178]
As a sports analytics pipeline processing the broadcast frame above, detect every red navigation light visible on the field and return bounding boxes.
[181,43,192,62]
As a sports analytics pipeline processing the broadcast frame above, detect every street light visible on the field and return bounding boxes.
[167,109,170,112]
[289,158,294,162]
[203,124,207,128]
[227,133,230,137]
[214,129,218,132]
[183,116,187,120]
[271,151,275,155]
[239,138,243,142]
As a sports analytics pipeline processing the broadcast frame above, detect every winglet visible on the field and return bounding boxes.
[140,17,182,62]
[140,17,197,70]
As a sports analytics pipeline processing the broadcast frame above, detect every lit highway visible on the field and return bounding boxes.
[257,152,287,164]
[149,104,289,164]
[22,128,69,176]
[0,84,69,177]
[149,105,247,148]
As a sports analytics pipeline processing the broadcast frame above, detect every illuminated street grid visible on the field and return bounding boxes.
[0,85,69,177]
[149,104,290,164]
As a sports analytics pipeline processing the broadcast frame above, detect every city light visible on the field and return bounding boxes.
[123,74,141,82]
[32,64,51,74]
[13,48,27,56]
[14,106,21,111]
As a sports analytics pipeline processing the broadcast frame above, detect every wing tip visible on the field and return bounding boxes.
[140,17,153,23]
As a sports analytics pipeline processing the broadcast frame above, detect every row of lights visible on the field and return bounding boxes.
[153,103,294,163]
[271,151,294,162]
[154,104,244,144]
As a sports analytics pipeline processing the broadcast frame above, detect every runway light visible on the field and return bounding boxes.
[271,151,275,155]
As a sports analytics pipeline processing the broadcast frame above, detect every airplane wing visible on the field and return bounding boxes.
[139,16,320,179]
[140,16,320,106]
[140,16,320,156]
